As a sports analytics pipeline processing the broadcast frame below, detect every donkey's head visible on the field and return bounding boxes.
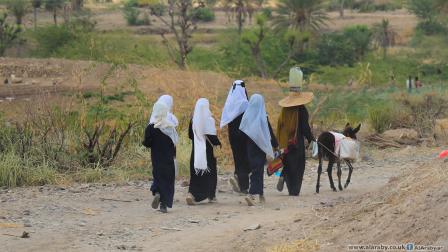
[343,123,361,139]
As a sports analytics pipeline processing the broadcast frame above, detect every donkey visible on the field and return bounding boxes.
[315,123,361,193]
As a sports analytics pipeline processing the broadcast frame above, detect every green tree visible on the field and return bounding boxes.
[372,19,397,59]
[343,25,372,60]
[45,0,66,25]
[0,14,21,56]
[32,0,42,29]
[7,0,29,25]
[407,0,437,22]
[272,0,328,33]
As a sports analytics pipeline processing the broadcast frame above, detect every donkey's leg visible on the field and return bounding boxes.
[344,161,354,189]
[316,156,323,194]
[327,159,336,192]
[337,160,343,191]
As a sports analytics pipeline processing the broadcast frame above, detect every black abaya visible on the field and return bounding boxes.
[227,113,250,192]
[143,124,176,208]
[282,106,314,196]
[244,118,278,196]
[188,120,221,202]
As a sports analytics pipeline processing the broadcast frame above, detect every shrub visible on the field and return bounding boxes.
[368,105,393,133]
[261,8,272,18]
[343,25,372,60]
[123,5,141,26]
[149,2,166,16]
[316,33,357,66]
[416,21,446,35]
[32,25,75,56]
[395,92,448,137]
[191,7,215,22]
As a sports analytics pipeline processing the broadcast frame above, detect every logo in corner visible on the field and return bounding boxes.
[406,243,415,251]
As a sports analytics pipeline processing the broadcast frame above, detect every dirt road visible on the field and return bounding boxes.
[0,147,444,252]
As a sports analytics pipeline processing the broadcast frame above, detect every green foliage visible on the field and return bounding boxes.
[6,0,29,25]
[148,2,166,16]
[191,7,215,22]
[353,0,401,13]
[368,104,393,133]
[125,0,139,7]
[343,25,372,60]
[316,33,357,66]
[407,0,437,21]
[416,21,446,35]
[32,25,75,56]
[44,0,65,12]
[0,13,21,56]
[272,0,328,32]
[32,0,42,8]
[260,7,272,18]
[123,4,142,26]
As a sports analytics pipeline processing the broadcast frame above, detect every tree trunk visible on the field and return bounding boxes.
[339,0,345,18]
[53,10,57,25]
[236,0,244,34]
[34,8,37,29]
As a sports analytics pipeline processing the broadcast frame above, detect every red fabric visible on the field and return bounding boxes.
[439,150,448,159]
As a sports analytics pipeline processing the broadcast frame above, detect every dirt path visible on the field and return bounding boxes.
[0,147,440,252]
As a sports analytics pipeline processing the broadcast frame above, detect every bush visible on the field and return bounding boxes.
[343,25,372,60]
[368,105,393,133]
[416,21,446,35]
[261,8,272,18]
[123,5,141,26]
[32,25,75,56]
[191,7,215,22]
[149,2,166,16]
[316,33,357,66]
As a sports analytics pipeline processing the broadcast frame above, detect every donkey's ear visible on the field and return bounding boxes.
[354,124,361,133]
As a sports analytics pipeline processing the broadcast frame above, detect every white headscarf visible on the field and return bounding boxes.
[192,98,217,175]
[150,100,179,145]
[149,95,178,127]
[220,80,248,128]
[239,94,274,159]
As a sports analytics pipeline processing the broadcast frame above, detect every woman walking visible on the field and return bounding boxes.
[239,94,278,206]
[143,97,179,213]
[220,80,250,194]
[277,67,315,196]
[187,98,221,205]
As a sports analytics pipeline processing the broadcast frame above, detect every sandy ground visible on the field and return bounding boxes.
[1,146,446,252]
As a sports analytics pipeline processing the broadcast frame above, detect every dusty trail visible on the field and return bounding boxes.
[0,147,442,252]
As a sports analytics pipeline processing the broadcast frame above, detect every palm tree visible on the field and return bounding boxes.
[372,19,397,59]
[272,0,328,33]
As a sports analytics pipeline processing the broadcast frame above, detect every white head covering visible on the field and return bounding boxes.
[149,95,178,127]
[239,94,274,159]
[220,80,248,128]
[192,98,217,175]
[149,100,179,145]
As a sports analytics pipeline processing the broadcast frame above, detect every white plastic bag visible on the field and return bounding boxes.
[311,141,319,159]
[339,138,360,161]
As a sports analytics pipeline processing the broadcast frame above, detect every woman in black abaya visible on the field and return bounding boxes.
[220,80,250,194]
[143,96,179,213]
[187,98,221,205]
